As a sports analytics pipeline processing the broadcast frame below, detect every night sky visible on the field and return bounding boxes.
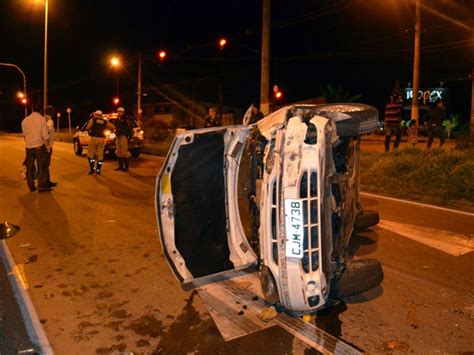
[0,0,472,130]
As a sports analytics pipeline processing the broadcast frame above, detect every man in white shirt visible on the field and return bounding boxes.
[21,110,51,192]
[44,106,57,187]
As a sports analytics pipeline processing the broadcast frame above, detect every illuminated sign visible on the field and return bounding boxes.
[403,88,448,106]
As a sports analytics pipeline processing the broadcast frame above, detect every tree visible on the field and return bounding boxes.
[442,114,460,139]
[321,84,362,103]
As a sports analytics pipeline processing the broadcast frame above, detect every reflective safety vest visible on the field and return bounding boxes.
[90,118,108,137]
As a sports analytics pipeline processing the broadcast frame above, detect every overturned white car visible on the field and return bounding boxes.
[156,103,383,315]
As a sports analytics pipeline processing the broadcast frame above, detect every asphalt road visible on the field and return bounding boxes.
[0,135,472,354]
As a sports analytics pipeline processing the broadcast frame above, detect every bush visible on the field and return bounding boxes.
[360,147,474,209]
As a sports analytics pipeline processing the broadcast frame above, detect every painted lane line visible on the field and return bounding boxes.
[0,240,54,355]
[378,219,474,256]
[361,192,474,217]
[13,264,29,289]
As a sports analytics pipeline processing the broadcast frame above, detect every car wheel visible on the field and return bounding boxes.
[330,259,384,299]
[314,103,379,136]
[73,139,83,156]
[259,265,279,304]
[354,210,380,231]
[130,147,140,158]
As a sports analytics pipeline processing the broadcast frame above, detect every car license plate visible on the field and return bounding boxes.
[284,199,304,258]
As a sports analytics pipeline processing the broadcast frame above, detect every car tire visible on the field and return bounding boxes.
[73,139,83,156]
[330,258,384,299]
[130,147,141,158]
[259,265,279,304]
[354,210,380,231]
[314,103,379,136]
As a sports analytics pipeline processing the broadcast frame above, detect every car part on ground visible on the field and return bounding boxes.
[156,103,383,315]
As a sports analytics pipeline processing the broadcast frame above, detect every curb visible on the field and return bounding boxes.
[0,240,54,355]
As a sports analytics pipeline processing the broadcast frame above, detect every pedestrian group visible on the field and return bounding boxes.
[21,106,136,192]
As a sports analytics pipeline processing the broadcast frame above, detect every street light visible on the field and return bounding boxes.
[0,62,28,117]
[110,56,121,97]
[44,0,48,111]
[218,38,227,50]
[110,57,121,67]
[33,0,49,111]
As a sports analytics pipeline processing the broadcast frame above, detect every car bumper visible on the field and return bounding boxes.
[262,114,335,313]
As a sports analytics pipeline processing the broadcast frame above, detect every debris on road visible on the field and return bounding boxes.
[24,255,38,264]
[19,243,31,248]
[384,340,410,352]
[0,222,20,240]
[257,307,277,322]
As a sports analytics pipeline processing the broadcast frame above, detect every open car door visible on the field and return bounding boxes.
[155,126,258,287]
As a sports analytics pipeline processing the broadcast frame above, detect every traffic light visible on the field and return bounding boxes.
[158,50,167,61]
[218,38,227,50]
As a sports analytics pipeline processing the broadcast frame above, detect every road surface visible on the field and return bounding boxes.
[0,135,472,354]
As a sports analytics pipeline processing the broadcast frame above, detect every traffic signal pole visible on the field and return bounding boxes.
[260,0,271,115]
[138,51,142,121]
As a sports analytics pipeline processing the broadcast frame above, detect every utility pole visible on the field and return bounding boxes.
[260,0,271,115]
[411,0,421,125]
[43,0,49,110]
[470,63,474,144]
[137,51,142,121]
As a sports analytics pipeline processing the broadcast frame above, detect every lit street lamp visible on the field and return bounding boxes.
[110,56,121,97]
[218,38,227,50]
[34,0,49,111]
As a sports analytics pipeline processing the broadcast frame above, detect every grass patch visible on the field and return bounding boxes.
[360,146,474,210]
[141,137,174,157]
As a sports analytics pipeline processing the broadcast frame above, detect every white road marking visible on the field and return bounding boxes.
[51,156,60,160]
[378,219,474,256]
[0,240,54,354]
[361,192,474,217]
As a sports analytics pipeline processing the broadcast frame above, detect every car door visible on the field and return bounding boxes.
[155,126,258,286]
[78,122,90,146]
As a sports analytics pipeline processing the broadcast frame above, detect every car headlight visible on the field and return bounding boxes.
[109,133,116,139]
[104,129,111,136]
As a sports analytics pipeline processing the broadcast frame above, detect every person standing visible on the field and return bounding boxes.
[204,107,220,127]
[21,110,51,192]
[384,94,402,152]
[425,99,447,148]
[114,107,134,171]
[85,110,115,175]
[44,106,58,187]
[246,104,264,125]
[407,119,418,147]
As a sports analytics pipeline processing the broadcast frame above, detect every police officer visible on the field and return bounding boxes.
[114,107,134,171]
[85,110,115,175]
